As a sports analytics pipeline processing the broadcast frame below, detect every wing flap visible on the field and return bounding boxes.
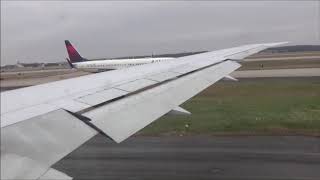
[1,109,97,179]
[1,103,58,128]
[1,154,48,180]
[39,168,72,180]
[83,60,240,143]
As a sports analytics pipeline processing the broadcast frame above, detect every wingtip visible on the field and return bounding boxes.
[265,41,289,47]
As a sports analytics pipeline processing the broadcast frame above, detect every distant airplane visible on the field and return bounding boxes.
[1,41,287,180]
[65,40,175,71]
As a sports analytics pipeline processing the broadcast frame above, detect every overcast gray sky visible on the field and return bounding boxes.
[1,1,319,65]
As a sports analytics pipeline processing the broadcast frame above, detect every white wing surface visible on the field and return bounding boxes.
[0,42,287,179]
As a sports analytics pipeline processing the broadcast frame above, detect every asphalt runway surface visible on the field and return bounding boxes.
[53,135,320,180]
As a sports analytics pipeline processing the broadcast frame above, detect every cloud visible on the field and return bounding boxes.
[1,1,319,65]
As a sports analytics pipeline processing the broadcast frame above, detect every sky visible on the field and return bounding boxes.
[1,1,319,65]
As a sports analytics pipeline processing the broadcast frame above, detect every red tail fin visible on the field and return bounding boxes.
[65,40,84,63]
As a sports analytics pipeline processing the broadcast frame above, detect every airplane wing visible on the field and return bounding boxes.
[1,42,287,180]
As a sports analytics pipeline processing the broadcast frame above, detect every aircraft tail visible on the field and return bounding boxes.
[66,58,74,68]
[65,40,85,63]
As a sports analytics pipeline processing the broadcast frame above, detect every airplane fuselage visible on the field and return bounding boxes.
[73,57,175,70]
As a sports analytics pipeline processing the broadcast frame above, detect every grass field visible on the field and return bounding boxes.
[141,77,320,136]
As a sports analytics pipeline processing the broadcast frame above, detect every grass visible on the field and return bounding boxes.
[141,78,320,136]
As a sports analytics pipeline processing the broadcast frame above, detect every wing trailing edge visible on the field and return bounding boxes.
[83,60,241,143]
[1,109,97,180]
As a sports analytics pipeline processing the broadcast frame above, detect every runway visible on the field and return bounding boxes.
[232,68,320,78]
[1,68,319,90]
[53,135,320,180]
[0,70,89,89]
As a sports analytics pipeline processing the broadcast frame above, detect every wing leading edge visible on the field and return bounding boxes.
[0,42,287,179]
